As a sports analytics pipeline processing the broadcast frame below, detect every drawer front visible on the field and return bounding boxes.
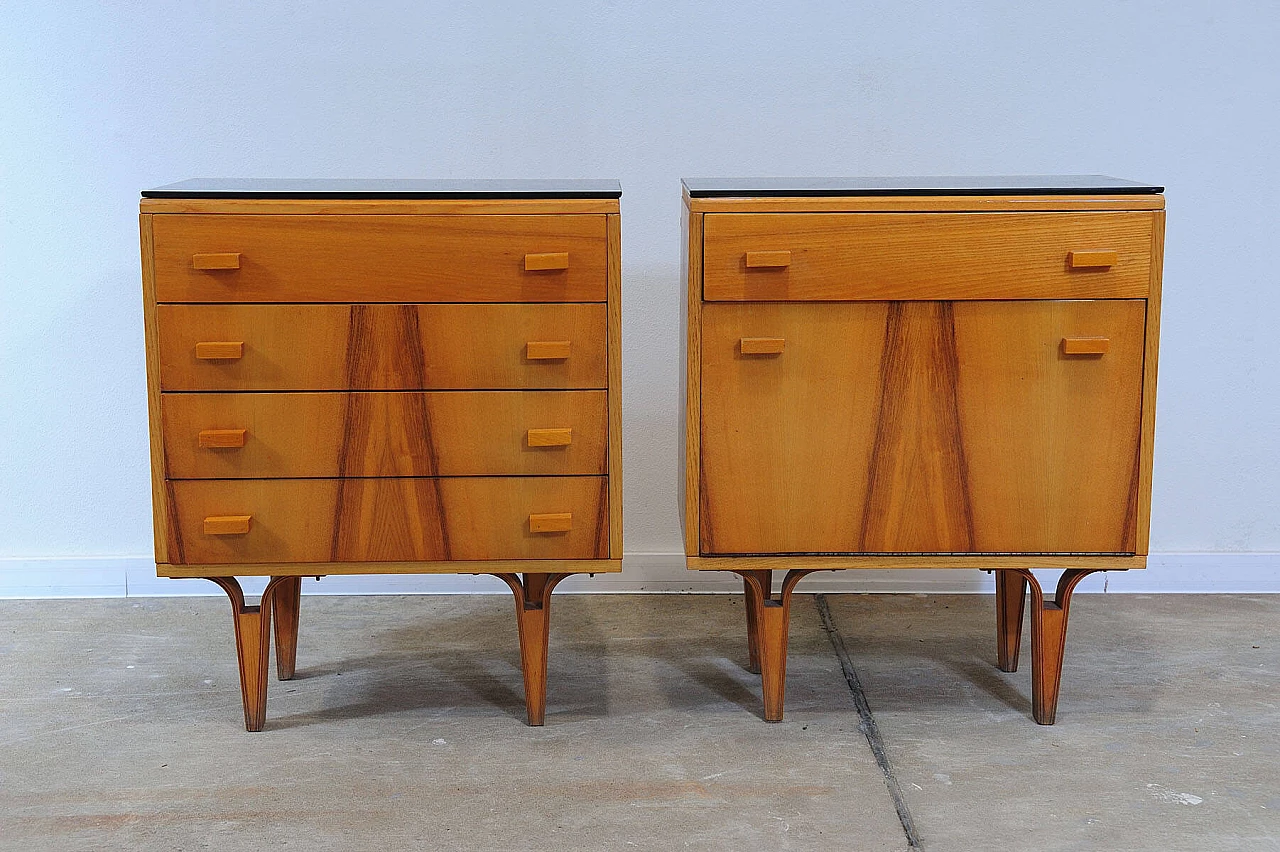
[157,303,607,390]
[699,299,1145,554]
[168,476,608,564]
[703,212,1154,301]
[162,391,607,478]
[152,215,607,302]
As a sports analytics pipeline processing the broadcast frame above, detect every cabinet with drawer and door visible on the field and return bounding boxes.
[140,179,622,730]
[681,177,1164,724]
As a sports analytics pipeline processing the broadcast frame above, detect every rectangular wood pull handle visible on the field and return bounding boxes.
[194,341,244,360]
[204,515,251,535]
[745,250,792,268]
[525,252,570,271]
[740,337,785,355]
[526,340,571,360]
[529,512,573,533]
[198,428,247,449]
[192,252,241,270]
[1068,250,1117,269]
[527,428,573,447]
[1062,337,1111,355]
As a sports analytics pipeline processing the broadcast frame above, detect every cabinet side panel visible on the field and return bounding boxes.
[607,213,623,558]
[140,214,172,566]
[1136,208,1165,555]
[682,205,703,556]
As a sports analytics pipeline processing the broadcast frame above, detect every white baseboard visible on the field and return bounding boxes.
[0,552,1277,598]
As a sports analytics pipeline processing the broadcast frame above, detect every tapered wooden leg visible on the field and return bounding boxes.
[737,569,816,722]
[494,572,571,726]
[271,576,302,681]
[995,569,1027,672]
[1017,568,1102,725]
[743,575,763,674]
[208,577,291,732]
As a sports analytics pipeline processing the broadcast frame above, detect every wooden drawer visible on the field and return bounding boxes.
[152,215,607,302]
[162,390,607,478]
[702,212,1155,301]
[156,303,607,390]
[167,476,608,564]
[699,299,1146,554]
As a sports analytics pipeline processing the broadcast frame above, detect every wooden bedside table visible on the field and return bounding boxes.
[681,176,1164,724]
[140,179,622,730]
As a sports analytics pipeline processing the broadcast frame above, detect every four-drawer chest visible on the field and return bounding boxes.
[681,177,1165,724]
[140,179,622,730]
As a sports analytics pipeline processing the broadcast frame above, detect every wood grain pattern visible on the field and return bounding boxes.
[163,391,607,478]
[1135,209,1165,555]
[139,214,175,563]
[271,575,301,681]
[606,213,623,559]
[699,300,1145,554]
[681,205,703,556]
[687,554,1145,571]
[686,194,1165,214]
[157,303,607,391]
[152,214,607,303]
[700,302,888,554]
[168,476,609,564]
[142,197,620,215]
[160,558,622,579]
[208,576,293,731]
[703,212,1155,301]
[494,572,572,725]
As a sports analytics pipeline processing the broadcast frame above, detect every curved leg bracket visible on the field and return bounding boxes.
[1007,568,1112,725]
[736,569,820,722]
[493,572,572,726]
[207,576,296,732]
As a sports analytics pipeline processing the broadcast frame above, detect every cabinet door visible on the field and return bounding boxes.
[699,300,1146,554]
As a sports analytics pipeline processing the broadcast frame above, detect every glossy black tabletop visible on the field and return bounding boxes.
[682,176,1162,197]
[142,178,622,199]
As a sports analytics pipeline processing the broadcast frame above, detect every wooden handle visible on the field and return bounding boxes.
[1068,250,1117,269]
[524,252,570,271]
[192,252,241,270]
[526,340,571,360]
[1062,337,1111,355]
[745,250,792,269]
[740,337,786,355]
[529,512,572,533]
[527,428,573,447]
[204,515,251,535]
[198,428,247,449]
[194,341,244,360]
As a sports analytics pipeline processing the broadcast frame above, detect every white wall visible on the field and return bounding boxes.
[2,2,1278,593]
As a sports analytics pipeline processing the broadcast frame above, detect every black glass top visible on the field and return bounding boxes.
[142,178,622,199]
[682,175,1162,197]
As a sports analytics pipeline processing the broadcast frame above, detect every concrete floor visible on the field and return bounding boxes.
[0,593,1276,851]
